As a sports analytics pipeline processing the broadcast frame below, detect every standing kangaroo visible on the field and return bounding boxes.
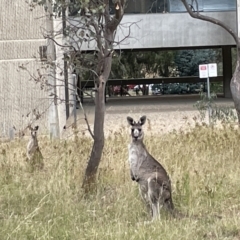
[27,126,44,171]
[127,116,174,220]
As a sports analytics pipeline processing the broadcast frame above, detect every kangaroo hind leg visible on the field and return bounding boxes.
[139,183,153,216]
[147,176,162,220]
[161,182,174,213]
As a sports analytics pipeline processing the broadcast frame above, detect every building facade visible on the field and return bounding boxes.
[0,1,49,138]
[71,0,236,99]
[0,0,238,139]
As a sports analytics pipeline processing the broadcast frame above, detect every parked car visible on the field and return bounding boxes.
[152,88,161,95]
[113,85,130,96]
[127,85,135,90]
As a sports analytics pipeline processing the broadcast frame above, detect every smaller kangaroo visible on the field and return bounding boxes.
[127,116,174,220]
[27,126,44,171]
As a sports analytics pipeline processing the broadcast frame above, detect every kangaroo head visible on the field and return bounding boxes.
[30,126,39,139]
[127,116,146,141]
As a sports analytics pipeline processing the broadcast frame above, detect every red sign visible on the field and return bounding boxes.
[199,64,208,78]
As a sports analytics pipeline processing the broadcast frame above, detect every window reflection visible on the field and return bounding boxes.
[69,0,236,16]
[147,0,169,13]
[169,0,235,13]
[107,0,169,15]
[203,0,235,12]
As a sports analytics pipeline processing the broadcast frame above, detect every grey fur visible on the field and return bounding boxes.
[127,116,174,220]
[27,126,44,170]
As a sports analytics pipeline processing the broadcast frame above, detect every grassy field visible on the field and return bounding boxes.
[1,123,240,240]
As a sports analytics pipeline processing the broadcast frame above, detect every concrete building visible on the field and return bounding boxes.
[72,0,236,99]
[0,1,49,138]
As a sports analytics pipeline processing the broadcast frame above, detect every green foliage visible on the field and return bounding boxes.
[74,53,98,80]
[175,49,219,76]
[211,82,223,93]
[110,48,224,80]
[29,0,102,16]
[194,91,237,123]
[110,50,176,79]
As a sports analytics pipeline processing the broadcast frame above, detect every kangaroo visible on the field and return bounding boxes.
[127,116,174,220]
[27,126,44,171]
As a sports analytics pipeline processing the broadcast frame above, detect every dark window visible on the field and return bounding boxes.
[70,0,236,16]
[147,0,169,13]
[69,0,81,16]
[113,0,169,14]
[169,0,203,12]
[39,46,47,61]
[168,0,235,13]
[203,0,236,12]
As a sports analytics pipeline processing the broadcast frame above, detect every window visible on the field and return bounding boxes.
[168,0,235,13]
[203,0,235,12]
[169,0,203,13]
[112,0,169,14]
[147,0,169,13]
[69,0,236,16]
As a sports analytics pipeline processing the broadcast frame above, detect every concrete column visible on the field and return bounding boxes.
[77,75,83,104]
[54,17,67,135]
[68,73,74,116]
[222,46,232,98]
[46,0,60,138]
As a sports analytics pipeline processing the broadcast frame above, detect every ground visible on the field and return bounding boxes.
[65,94,235,137]
[2,94,240,240]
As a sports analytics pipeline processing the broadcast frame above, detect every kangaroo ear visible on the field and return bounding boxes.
[139,116,146,125]
[127,116,134,126]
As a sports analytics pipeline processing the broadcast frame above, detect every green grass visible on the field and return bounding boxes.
[1,124,240,239]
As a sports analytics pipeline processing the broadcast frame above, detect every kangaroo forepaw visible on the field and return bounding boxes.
[131,176,139,182]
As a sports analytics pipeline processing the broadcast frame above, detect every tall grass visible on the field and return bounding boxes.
[1,124,240,239]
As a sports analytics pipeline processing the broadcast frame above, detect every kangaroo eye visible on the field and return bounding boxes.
[139,129,141,132]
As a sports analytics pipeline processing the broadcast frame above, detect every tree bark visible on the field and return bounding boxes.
[231,50,240,121]
[82,55,113,191]
[82,0,125,192]
[82,76,105,191]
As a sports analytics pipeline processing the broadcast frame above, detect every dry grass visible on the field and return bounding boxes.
[1,122,240,240]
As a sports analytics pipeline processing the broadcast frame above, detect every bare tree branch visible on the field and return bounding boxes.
[44,34,77,51]
[107,0,125,32]
[16,102,52,138]
[90,17,104,57]
[181,0,240,48]
[77,96,94,139]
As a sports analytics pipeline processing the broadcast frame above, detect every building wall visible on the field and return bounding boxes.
[73,11,236,50]
[0,1,49,138]
[117,11,236,49]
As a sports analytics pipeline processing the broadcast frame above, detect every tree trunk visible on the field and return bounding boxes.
[82,75,106,191]
[81,0,125,192]
[230,51,240,122]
